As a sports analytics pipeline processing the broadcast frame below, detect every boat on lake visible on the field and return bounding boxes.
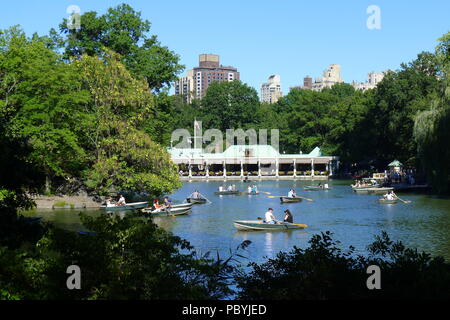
[354,187,394,194]
[378,198,398,204]
[186,197,207,204]
[304,185,330,191]
[141,206,190,216]
[101,201,148,211]
[280,196,302,203]
[170,203,193,209]
[233,220,308,231]
[242,191,259,195]
[214,190,240,195]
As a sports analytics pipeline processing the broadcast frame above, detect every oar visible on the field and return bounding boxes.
[259,191,272,195]
[396,196,411,204]
[199,193,212,204]
[267,195,314,202]
[256,217,308,228]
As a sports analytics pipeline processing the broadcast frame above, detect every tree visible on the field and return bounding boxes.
[76,50,181,196]
[199,81,260,133]
[363,52,440,168]
[414,33,450,194]
[0,27,90,192]
[56,3,184,91]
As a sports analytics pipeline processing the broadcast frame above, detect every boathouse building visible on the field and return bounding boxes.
[168,145,339,180]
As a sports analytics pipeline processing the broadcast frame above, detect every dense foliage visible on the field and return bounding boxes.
[235,231,450,300]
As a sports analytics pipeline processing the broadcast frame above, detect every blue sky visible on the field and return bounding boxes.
[1,0,449,95]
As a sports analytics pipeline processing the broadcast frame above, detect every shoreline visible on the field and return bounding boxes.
[31,194,102,209]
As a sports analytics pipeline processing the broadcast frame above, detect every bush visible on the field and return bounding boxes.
[235,231,450,300]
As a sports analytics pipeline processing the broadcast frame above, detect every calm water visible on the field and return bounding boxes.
[23,180,450,263]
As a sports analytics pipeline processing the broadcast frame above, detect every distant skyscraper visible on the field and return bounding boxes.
[311,64,344,91]
[352,71,388,91]
[261,75,282,103]
[174,54,240,103]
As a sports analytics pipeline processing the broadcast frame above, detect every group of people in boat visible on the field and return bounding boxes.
[150,197,172,212]
[218,185,236,192]
[382,190,398,201]
[352,179,379,188]
[247,185,258,193]
[264,208,294,224]
[105,195,126,207]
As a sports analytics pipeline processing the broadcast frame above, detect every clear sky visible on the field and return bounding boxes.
[1,0,449,95]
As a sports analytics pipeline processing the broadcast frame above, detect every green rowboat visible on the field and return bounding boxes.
[101,201,148,211]
[214,190,240,195]
[304,186,329,191]
[186,197,207,204]
[280,196,302,203]
[233,220,308,231]
[141,207,190,216]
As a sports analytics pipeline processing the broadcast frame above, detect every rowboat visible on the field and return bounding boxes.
[170,203,193,209]
[186,197,207,204]
[233,220,307,231]
[101,201,149,211]
[214,190,240,195]
[304,186,329,191]
[280,196,302,203]
[354,187,394,194]
[378,198,398,204]
[351,185,379,190]
[242,191,259,195]
[141,207,190,216]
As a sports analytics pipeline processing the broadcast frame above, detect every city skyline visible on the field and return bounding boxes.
[1,0,449,95]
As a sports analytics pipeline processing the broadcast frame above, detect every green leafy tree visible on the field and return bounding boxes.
[414,33,450,193]
[199,81,260,133]
[76,50,181,196]
[56,3,184,91]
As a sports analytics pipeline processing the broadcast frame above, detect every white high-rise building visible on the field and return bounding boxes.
[174,69,195,103]
[261,75,282,103]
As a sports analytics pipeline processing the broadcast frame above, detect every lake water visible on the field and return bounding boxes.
[23,180,450,263]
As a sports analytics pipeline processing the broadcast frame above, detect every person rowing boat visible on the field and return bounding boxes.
[264,208,277,224]
[287,189,298,198]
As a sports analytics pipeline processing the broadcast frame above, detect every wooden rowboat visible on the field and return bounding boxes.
[101,201,148,211]
[233,220,307,231]
[186,197,207,204]
[378,198,398,204]
[214,190,240,195]
[280,196,302,203]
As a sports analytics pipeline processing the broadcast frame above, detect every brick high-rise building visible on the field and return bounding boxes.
[175,54,240,103]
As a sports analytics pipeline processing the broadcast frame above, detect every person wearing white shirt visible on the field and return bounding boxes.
[117,195,126,206]
[247,186,252,193]
[264,208,277,224]
[288,189,294,198]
